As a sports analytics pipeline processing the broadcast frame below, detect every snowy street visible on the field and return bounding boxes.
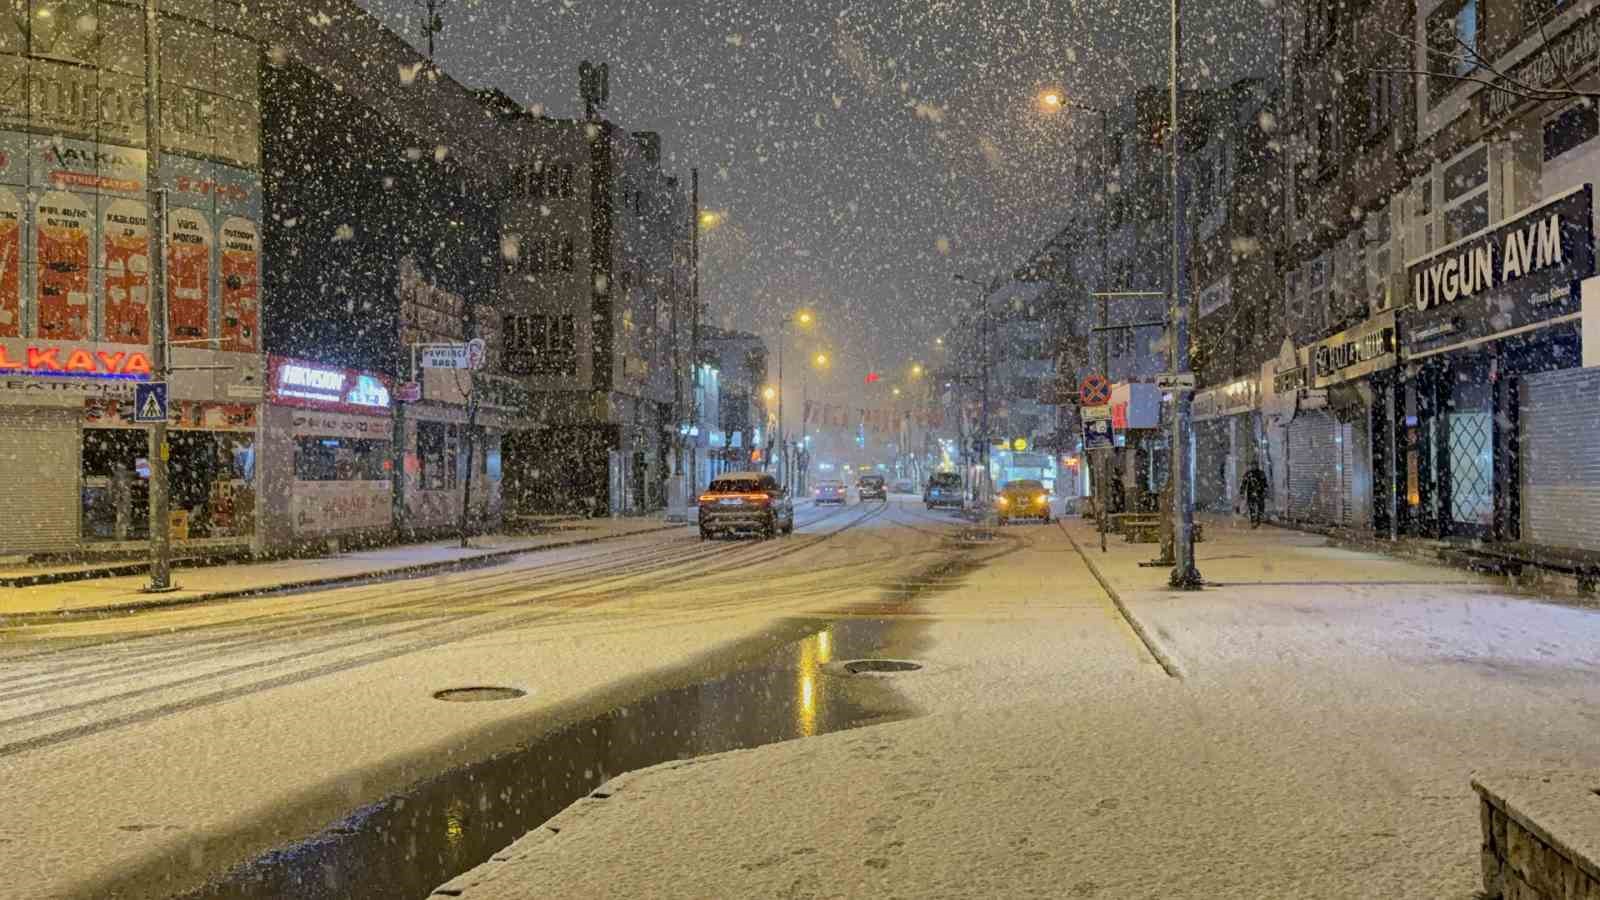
[429,511,1600,900]
[4,499,1599,898]
[0,498,989,898]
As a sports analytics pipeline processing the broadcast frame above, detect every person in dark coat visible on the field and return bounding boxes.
[1241,464,1267,527]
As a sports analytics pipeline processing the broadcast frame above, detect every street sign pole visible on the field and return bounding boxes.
[1168,0,1202,590]
[142,0,174,593]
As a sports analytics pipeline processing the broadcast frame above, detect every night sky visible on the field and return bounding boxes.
[359,0,1274,408]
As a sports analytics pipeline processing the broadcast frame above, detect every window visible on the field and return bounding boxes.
[293,437,390,482]
[1442,144,1489,242]
[1427,0,1480,101]
[561,163,576,199]
[560,237,575,272]
[1366,70,1401,137]
[504,313,577,376]
[528,237,547,274]
[1544,103,1598,161]
[1194,154,1215,219]
[417,422,459,491]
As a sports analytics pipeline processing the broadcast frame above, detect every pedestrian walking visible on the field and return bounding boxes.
[1241,464,1267,528]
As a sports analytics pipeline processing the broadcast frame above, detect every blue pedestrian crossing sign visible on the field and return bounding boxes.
[134,381,168,423]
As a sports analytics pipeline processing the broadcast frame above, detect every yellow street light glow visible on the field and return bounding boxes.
[814,352,829,367]
[763,386,777,400]
[892,387,901,396]
[697,210,724,230]
[911,363,924,377]
[1041,90,1063,108]
[796,310,814,326]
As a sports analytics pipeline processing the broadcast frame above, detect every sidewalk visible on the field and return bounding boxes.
[428,512,1600,899]
[0,516,685,620]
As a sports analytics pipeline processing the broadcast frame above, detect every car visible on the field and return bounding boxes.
[995,479,1052,525]
[698,472,794,539]
[813,480,848,505]
[924,472,963,509]
[857,474,887,501]
[891,479,915,495]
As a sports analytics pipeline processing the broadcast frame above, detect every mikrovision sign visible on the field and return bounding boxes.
[1404,185,1594,352]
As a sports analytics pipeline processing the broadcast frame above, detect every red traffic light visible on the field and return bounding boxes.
[865,372,880,383]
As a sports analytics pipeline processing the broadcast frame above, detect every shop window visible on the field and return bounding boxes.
[84,429,256,541]
[1543,103,1598,162]
[418,421,459,491]
[294,437,390,482]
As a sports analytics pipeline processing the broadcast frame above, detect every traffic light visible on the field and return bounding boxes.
[865,372,881,383]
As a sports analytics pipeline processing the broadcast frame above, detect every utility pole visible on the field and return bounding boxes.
[776,324,784,485]
[142,0,172,593]
[1168,0,1203,589]
[690,167,700,494]
[416,0,447,59]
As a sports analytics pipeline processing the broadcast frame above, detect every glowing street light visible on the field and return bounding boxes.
[698,210,725,231]
[892,386,902,396]
[910,363,924,377]
[763,386,777,401]
[796,309,815,328]
[813,352,829,368]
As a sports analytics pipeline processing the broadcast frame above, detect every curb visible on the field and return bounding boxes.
[1057,521,1184,679]
[0,523,689,623]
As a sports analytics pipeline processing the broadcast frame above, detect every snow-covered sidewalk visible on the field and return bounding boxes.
[433,515,1600,899]
[0,517,683,619]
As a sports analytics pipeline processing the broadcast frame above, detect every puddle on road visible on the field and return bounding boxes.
[177,617,918,900]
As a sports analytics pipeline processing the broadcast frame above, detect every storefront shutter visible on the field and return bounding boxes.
[1287,411,1339,524]
[1339,421,1356,528]
[0,407,80,555]
[1519,369,1600,552]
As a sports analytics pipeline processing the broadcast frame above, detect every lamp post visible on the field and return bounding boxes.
[1167,0,1202,589]
[952,273,994,523]
[1040,88,1114,549]
[774,309,815,488]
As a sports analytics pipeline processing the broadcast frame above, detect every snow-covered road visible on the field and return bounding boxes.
[0,498,1022,899]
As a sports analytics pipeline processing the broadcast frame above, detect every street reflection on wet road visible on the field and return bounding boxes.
[178,618,913,900]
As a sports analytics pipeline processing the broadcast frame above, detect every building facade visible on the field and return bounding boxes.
[0,0,266,557]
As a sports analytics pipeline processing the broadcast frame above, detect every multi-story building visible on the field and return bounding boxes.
[0,0,267,557]
[481,92,692,517]
[1389,0,1600,553]
[258,0,512,549]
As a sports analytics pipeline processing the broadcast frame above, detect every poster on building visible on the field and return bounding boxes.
[101,198,149,344]
[0,187,18,337]
[291,480,393,535]
[220,217,258,351]
[84,398,257,431]
[166,207,212,340]
[34,190,92,340]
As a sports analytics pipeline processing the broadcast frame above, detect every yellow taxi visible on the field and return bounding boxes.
[994,479,1052,525]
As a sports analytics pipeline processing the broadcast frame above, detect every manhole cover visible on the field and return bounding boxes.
[842,659,923,675]
[432,686,527,702]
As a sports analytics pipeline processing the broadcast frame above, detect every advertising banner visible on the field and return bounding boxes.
[100,198,149,344]
[166,206,212,340]
[219,217,258,351]
[0,187,18,337]
[291,480,393,535]
[34,190,92,340]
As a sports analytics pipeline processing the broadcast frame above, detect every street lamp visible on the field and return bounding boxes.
[953,272,995,523]
[776,309,818,488]
[910,363,924,378]
[698,210,725,231]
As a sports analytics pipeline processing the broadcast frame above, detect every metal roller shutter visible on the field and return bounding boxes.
[1194,418,1231,512]
[1287,411,1339,524]
[1339,421,1355,527]
[0,407,80,555]
[1520,369,1600,552]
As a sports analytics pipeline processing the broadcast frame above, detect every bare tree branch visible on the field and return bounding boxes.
[1362,66,1600,102]
[1379,24,1589,105]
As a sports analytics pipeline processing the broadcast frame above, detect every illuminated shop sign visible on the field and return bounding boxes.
[269,356,393,415]
[0,343,152,379]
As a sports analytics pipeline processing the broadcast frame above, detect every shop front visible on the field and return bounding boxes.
[396,367,510,536]
[0,337,263,557]
[260,356,395,548]
[1401,185,1595,543]
[1306,310,1397,532]
[1190,376,1260,514]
